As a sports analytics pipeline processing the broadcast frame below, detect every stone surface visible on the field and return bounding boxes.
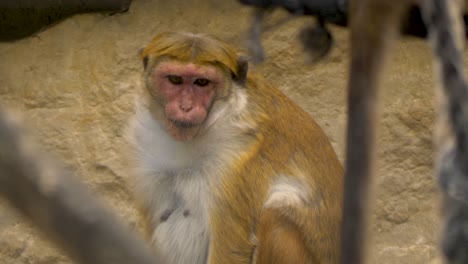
[0,0,458,263]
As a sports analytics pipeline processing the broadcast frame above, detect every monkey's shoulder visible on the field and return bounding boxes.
[246,75,336,151]
[238,74,343,179]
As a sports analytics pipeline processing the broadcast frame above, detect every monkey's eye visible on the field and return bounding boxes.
[167,75,183,85]
[194,78,210,87]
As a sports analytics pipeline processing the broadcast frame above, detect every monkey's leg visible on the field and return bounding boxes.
[341,1,411,264]
[253,209,311,264]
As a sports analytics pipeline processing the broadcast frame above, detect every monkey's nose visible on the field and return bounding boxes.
[180,105,193,112]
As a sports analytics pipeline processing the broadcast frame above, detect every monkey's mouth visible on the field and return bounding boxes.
[169,119,200,129]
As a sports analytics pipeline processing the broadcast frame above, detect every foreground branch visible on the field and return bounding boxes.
[0,109,161,264]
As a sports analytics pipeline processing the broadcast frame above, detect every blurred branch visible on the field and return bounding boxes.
[0,109,162,264]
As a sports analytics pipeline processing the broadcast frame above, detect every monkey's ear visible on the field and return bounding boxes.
[234,56,248,86]
[138,47,149,69]
[143,56,149,69]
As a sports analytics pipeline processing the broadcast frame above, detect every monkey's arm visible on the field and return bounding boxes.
[239,0,435,63]
[238,0,468,38]
[0,109,161,264]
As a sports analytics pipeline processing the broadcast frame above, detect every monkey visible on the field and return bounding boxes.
[127,31,343,264]
[239,0,468,64]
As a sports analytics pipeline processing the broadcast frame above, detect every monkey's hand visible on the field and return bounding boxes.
[240,0,347,63]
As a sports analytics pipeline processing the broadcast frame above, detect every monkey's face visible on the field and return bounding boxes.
[148,60,227,141]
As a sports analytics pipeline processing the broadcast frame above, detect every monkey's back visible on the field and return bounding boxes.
[210,73,343,263]
[245,73,343,185]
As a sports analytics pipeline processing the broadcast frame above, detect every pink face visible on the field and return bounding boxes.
[151,61,225,141]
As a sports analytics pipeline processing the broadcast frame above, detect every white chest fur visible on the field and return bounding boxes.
[128,89,250,264]
[128,113,246,263]
[149,169,211,264]
[129,110,211,264]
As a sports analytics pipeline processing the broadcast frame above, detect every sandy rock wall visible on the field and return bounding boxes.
[0,0,456,263]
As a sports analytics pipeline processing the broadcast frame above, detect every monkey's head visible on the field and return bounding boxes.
[140,32,248,142]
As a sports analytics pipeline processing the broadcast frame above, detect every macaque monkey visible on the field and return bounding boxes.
[127,31,343,264]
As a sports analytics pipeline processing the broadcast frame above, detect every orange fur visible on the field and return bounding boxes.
[207,74,343,264]
[141,32,241,79]
[132,31,343,264]
[254,209,311,264]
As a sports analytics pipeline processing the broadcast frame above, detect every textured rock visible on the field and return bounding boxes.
[0,0,459,263]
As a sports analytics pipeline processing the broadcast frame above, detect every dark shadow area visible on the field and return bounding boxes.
[0,0,131,41]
